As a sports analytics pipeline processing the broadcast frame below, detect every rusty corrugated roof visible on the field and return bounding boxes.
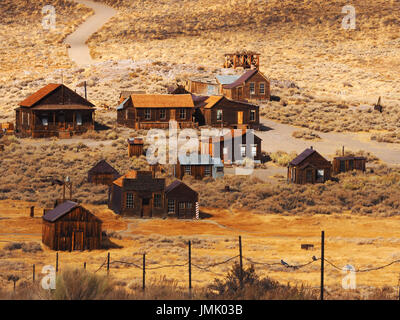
[19,84,62,107]
[130,94,194,108]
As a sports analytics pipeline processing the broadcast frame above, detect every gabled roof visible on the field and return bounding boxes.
[222,69,259,89]
[165,180,194,194]
[113,170,138,187]
[165,180,198,200]
[289,148,316,166]
[203,96,224,109]
[89,160,119,175]
[116,97,130,110]
[19,84,61,107]
[127,138,144,145]
[43,201,79,222]
[130,94,194,108]
[203,96,258,109]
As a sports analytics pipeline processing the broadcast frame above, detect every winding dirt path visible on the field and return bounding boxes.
[65,0,116,66]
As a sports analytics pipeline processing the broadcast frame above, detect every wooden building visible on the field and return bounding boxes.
[200,96,260,129]
[88,160,120,185]
[224,51,260,69]
[221,69,270,102]
[184,78,220,96]
[116,94,196,129]
[332,156,366,174]
[200,129,262,164]
[108,170,166,217]
[42,201,102,251]
[174,154,224,180]
[15,84,95,138]
[127,138,144,157]
[287,147,332,184]
[165,180,199,219]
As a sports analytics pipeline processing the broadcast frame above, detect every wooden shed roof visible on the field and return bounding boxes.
[165,180,198,201]
[20,84,61,107]
[223,69,258,89]
[203,96,224,109]
[130,94,194,108]
[88,160,119,175]
[42,201,80,222]
[289,148,316,166]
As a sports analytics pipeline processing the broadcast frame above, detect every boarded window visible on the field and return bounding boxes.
[145,109,151,120]
[154,194,162,208]
[217,110,223,121]
[168,199,175,213]
[250,83,255,94]
[259,83,265,94]
[126,193,134,208]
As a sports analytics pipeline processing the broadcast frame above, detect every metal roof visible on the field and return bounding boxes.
[223,69,259,89]
[19,84,61,107]
[216,75,241,85]
[116,97,129,110]
[43,200,79,222]
[178,154,223,166]
[289,148,316,166]
[130,94,194,108]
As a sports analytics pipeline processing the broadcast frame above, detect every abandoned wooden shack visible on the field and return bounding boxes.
[287,147,332,184]
[108,170,166,217]
[224,51,260,69]
[15,84,95,138]
[200,129,262,164]
[88,160,120,185]
[165,180,199,219]
[184,78,220,96]
[127,138,144,157]
[200,96,260,129]
[174,154,224,180]
[42,201,102,251]
[116,94,196,129]
[221,69,270,102]
[332,156,366,174]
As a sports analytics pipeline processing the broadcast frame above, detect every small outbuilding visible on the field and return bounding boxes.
[165,180,199,219]
[174,154,224,180]
[287,147,332,184]
[42,201,102,251]
[88,160,120,185]
[332,156,366,174]
[127,138,144,157]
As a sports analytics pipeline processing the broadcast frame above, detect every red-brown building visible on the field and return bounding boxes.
[88,160,120,186]
[15,84,95,138]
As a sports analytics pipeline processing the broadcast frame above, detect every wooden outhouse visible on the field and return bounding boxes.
[201,96,260,129]
[128,138,144,157]
[287,147,332,184]
[332,156,366,174]
[15,84,95,138]
[165,180,199,219]
[42,201,102,251]
[108,170,166,217]
[88,160,120,185]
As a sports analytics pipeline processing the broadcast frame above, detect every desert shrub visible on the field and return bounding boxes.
[21,242,42,253]
[292,130,321,140]
[268,151,298,167]
[4,242,22,251]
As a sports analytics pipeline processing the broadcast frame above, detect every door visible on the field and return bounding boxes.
[142,198,152,217]
[237,111,243,125]
[170,109,176,120]
[72,230,83,251]
[306,169,313,183]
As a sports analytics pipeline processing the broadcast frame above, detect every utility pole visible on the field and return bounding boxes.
[188,241,192,295]
[320,231,325,301]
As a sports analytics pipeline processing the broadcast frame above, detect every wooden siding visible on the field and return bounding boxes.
[288,152,332,184]
[222,72,270,101]
[174,164,213,180]
[332,157,366,175]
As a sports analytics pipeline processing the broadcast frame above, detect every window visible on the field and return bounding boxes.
[339,160,345,173]
[168,199,175,213]
[250,83,255,94]
[159,109,166,119]
[42,116,48,126]
[223,147,228,155]
[291,168,296,182]
[217,166,224,173]
[154,194,162,208]
[186,202,192,209]
[250,110,255,121]
[207,85,216,95]
[259,83,265,94]
[204,166,211,176]
[241,145,246,157]
[185,165,191,175]
[145,109,151,120]
[251,145,257,157]
[349,160,354,170]
[179,202,185,210]
[76,112,82,126]
[126,193,134,208]
[179,109,186,119]
[317,169,324,181]
[216,110,223,121]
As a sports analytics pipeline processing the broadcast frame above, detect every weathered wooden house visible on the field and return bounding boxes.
[88,160,120,185]
[224,51,260,69]
[15,84,95,138]
[200,96,260,129]
[287,147,332,184]
[332,156,366,174]
[184,78,219,96]
[42,201,102,251]
[116,94,196,129]
[165,180,199,219]
[108,170,166,217]
[200,129,262,164]
[174,154,224,180]
[128,138,144,157]
[221,69,270,101]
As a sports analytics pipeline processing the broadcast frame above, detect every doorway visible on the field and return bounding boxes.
[237,111,243,125]
[141,198,152,217]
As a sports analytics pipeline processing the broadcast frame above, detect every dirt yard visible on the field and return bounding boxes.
[1,200,399,299]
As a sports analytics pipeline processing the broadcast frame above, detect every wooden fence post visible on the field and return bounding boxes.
[56,252,59,273]
[320,230,325,301]
[32,264,35,282]
[239,236,243,287]
[84,262,86,270]
[188,240,192,294]
[143,254,146,291]
[107,252,110,275]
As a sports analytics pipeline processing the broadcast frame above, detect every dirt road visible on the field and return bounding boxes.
[65,0,116,66]
[259,118,400,165]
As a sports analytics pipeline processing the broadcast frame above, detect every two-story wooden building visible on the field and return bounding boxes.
[116,94,196,129]
[200,96,260,129]
[287,147,332,184]
[15,84,95,138]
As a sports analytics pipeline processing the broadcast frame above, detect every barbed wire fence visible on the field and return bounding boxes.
[2,231,400,300]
